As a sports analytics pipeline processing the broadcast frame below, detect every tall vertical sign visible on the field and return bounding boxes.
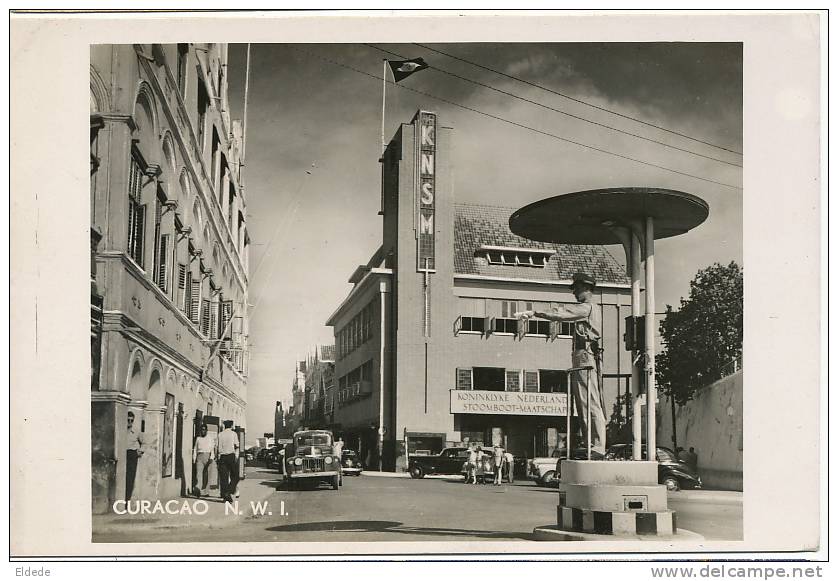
[416,111,436,273]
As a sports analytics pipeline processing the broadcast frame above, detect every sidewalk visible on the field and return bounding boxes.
[92,466,281,535]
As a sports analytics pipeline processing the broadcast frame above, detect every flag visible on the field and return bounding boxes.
[387,58,429,83]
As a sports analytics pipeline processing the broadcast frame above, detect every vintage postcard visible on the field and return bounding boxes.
[9,10,825,563]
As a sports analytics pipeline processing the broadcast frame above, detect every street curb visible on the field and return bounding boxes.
[532,525,705,542]
[668,490,742,504]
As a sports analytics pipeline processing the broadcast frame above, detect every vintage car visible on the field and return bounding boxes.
[460,453,499,484]
[340,449,363,476]
[530,448,601,486]
[605,444,702,491]
[408,447,469,478]
[282,429,342,490]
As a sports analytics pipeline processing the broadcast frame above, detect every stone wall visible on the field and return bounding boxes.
[658,370,743,490]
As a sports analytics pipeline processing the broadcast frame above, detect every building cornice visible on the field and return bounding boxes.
[325,268,392,326]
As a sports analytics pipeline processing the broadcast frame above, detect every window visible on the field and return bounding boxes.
[481,247,553,267]
[162,135,177,178]
[523,370,539,393]
[189,273,201,325]
[472,367,505,392]
[220,299,233,341]
[539,369,568,393]
[176,43,189,96]
[197,79,209,151]
[177,263,188,312]
[494,318,517,334]
[127,156,146,268]
[456,368,473,390]
[152,192,170,293]
[201,297,211,336]
[505,370,521,392]
[461,317,485,333]
[528,319,551,336]
[192,199,202,230]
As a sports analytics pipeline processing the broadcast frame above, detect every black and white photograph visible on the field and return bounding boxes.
[10,9,825,566]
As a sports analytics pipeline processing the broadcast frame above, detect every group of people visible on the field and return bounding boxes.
[464,443,514,485]
[676,446,699,471]
[192,420,241,503]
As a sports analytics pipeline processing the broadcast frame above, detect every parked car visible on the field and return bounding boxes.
[408,447,468,478]
[340,449,363,476]
[459,453,499,484]
[245,446,260,462]
[282,429,343,490]
[264,446,282,469]
[530,448,604,487]
[605,444,702,491]
[256,448,269,462]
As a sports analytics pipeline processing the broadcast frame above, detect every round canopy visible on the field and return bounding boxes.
[509,187,709,245]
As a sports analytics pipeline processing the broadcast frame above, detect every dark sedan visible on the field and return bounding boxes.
[604,444,702,491]
[408,447,468,478]
[340,449,363,476]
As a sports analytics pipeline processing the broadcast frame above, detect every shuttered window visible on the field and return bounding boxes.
[456,368,473,390]
[209,299,219,339]
[221,300,233,340]
[177,264,188,311]
[157,235,170,293]
[200,298,211,335]
[190,278,201,324]
[524,370,540,393]
[505,370,521,392]
[127,157,145,267]
[152,194,170,293]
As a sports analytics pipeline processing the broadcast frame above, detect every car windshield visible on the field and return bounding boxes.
[656,448,678,462]
[295,434,332,447]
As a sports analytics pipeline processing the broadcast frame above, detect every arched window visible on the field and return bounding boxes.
[192,199,202,230]
[179,170,191,201]
[162,133,177,179]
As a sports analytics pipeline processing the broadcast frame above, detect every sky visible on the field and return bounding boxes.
[223,43,743,438]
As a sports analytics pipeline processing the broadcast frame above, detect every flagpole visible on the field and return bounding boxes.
[381,59,387,153]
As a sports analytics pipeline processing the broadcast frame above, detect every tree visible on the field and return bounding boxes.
[657,261,743,405]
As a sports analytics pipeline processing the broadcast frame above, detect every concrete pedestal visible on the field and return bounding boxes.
[554,460,676,538]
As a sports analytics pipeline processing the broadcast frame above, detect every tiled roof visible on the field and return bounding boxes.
[454,203,629,285]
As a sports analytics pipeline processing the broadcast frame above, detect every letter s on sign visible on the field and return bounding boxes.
[421,182,434,205]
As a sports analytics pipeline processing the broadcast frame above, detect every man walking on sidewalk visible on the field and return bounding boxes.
[125,411,144,501]
[217,420,239,503]
[192,424,214,498]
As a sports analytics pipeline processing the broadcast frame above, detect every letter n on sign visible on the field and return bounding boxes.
[416,111,436,272]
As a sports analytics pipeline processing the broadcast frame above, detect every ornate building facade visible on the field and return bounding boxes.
[90,44,250,513]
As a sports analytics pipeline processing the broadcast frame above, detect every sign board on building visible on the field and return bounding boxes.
[416,111,436,272]
[449,389,573,417]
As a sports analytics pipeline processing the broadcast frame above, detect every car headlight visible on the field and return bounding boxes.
[325,456,333,464]
[294,458,302,466]
[287,459,294,465]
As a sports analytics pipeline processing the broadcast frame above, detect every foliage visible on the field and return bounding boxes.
[657,261,743,405]
[605,392,631,445]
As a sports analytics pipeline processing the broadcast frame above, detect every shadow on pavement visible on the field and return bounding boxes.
[265,519,534,540]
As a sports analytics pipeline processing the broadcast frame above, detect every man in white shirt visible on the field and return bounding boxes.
[125,411,144,500]
[216,420,239,503]
[192,424,215,498]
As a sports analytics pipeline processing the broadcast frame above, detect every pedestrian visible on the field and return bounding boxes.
[465,443,479,484]
[676,446,688,463]
[333,436,344,458]
[192,424,214,498]
[503,450,515,483]
[476,446,486,484]
[519,272,606,455]
[685,446,699,470]
[493,444,505,485]
[216,420,239,503]
[125,410,144,501]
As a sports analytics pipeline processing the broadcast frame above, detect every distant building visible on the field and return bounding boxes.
[326,110,633,471]
[90,44,250,512]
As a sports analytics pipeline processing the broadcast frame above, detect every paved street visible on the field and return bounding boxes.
[94,467,742,543]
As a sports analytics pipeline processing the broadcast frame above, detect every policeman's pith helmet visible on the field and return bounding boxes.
[570,272,596,290]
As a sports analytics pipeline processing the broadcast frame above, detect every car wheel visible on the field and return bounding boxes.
[663,476,680,492]
[540,470,557,486]
[409,465,425,479]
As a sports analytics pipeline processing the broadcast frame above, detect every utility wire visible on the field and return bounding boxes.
[414,43,744,157]
[365,44,741,168]
[293,47,742,190]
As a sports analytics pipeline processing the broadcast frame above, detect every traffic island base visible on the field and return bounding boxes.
[532,525,704,542]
